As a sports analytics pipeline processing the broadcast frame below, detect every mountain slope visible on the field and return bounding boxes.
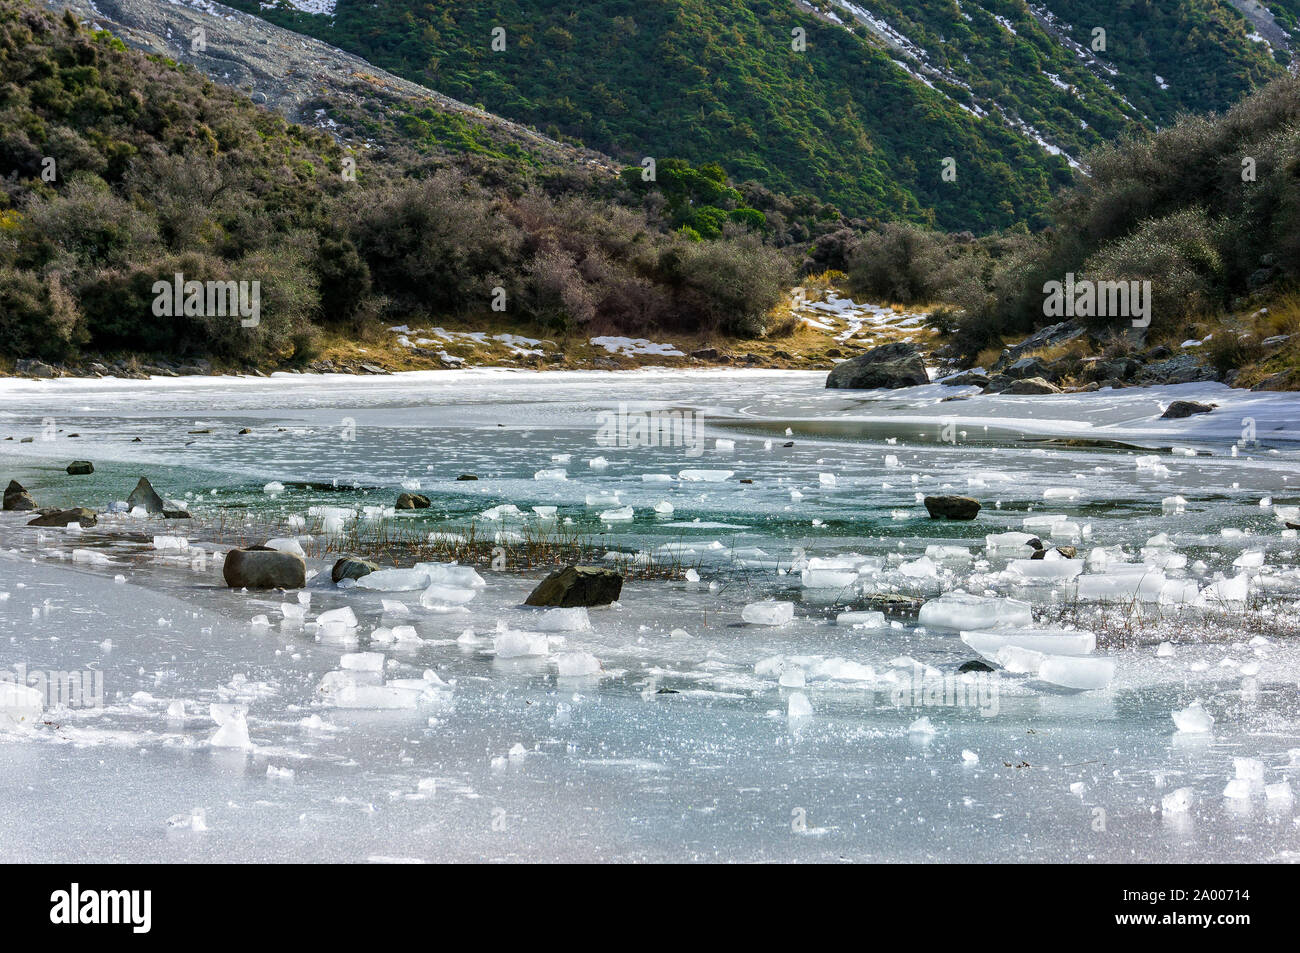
[233,0,1296,231]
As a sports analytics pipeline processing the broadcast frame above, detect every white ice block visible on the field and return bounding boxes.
[918,592,1032,631]
[741,601,794,626]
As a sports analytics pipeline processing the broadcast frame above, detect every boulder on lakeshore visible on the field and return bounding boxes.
[222,546,306,590]
[1000,377,1061,395]
[524,565,623,608]
[825,342,929,390]
[331,556,378,584]
[1160,400,1215,419]
[923,495,981,521]
[3,480,36,511]
[27,507,97,528]
[126,477,166,514]
[65,461,94,475]
[396,492,431,509]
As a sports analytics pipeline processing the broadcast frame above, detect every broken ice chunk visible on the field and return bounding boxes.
[530,607,591,632]
[1036,655,1115,691]
[1172,701,1214,733]
[493,629,550,658]
[918,592,1032,631]
[341,652,385,672]
[836,610,886,628]
[555,651,601,677]
[962,628,1095,659]
[317,606,357,628]
[209,703,252,749]
[741,601,794,626]
[787,692,812,720]
[1161,787,1194,814]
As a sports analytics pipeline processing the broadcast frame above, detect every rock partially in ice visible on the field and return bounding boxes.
[1037,655,1115,691]
[1172,701,1215,733]
[962,628,1096,659]
[741,601,794,626]
[493,629,550,658]
[1162,787,1194,814]
[918,592,1032,631]
[209,703,252,749]
[555,651,602,677]
[836,610,886,628]
[787,692,812,720]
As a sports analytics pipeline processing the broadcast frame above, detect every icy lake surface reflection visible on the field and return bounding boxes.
[1,369,1299,861]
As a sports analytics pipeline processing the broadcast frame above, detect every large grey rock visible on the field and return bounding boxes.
[1138,355,1217,385]
[15,358,56,378]
[1160,400,1215,419]
[524,565,623,607]
[3,480,36,511]
[27,507,97,528]
[396,492,430,509]
[992,321,1085,371]
[825,342,928,390]
[65,461,94,475]
[923,495,981,521]
[1001,377,1061,395]
[332,556,378,584]
[223,546,306,590]
[126,477,166,514]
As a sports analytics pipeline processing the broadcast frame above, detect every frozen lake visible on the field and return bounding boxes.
[1,369,1299,861]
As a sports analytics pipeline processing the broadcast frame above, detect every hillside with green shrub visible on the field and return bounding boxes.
[236,0,1295,232]
[839,73,1300,385]
[0,0,796,369]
